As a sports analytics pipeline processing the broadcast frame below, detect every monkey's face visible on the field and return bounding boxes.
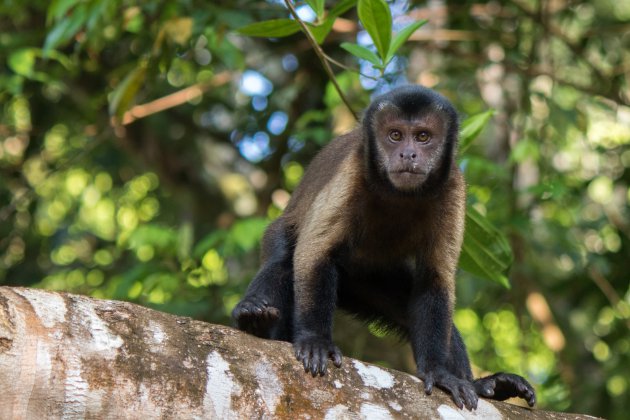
[373,108,448,192]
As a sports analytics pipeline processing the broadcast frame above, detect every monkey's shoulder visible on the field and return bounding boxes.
[284,130,363,221]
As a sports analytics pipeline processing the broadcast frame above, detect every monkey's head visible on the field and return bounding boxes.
[363,85,459,195]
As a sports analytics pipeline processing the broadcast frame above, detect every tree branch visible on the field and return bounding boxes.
[0,287,595,419]
[119,71,232,126]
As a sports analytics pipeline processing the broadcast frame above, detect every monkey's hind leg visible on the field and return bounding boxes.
[473,373,536,407]
[448,325,536,407]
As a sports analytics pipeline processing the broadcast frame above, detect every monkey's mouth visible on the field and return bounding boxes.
[389,169,428,189]
[391,167,427,177]
[393,169,425,175]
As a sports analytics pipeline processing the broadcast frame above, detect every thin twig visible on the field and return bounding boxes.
[323,53,379,81]
[283,0,359,121]
[120,71,232,125]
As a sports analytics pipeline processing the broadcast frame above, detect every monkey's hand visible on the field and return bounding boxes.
[473,372,536,407]
[232,296,280,337]
[293,335,342,377]
[419,367,479,410]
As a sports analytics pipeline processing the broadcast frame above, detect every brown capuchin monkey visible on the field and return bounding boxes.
[232,85,536,410]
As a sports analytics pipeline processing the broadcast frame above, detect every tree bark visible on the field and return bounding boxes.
[0,287,594,419]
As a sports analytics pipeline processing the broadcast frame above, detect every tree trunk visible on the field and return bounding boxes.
[0,287,594,419]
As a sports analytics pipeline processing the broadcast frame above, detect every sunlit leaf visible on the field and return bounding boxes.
[193,230,228,259]
[459,110,495,154]
[308,18,335,44]
[47,0,81,23]
[43,3,88,53]
[108,61,148,119]
[225,218,269,255]
[510,138,540,163]
[357,0,392,61]
[386,20,427,63]
[236,19,301,38]
[163,17,193,45]
[340,42,382,67]
[460,206,513,288]
[305,0,325,18]
[128,224,178,252]
[8,49,36,77]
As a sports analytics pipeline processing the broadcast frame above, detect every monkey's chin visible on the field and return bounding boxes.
[388,171,427,192]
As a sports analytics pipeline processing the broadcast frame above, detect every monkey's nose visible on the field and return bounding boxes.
[399,151,417,160]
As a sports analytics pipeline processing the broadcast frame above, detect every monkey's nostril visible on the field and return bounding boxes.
[411,153,417,159]
[399,153,404,158]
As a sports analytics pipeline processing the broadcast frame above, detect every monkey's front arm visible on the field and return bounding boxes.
[409,282,479,410]
[292,257,343,376]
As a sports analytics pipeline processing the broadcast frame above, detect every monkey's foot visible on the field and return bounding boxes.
[293,336,342,377]
[232,296,280,338]
[419,368,478,411]
[474,372,536,407]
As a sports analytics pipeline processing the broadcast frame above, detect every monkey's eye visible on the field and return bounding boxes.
[388,130,402,141]
[416,131,431,143]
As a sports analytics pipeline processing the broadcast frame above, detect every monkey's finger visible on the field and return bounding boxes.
[423,373,434,395]
[309,351,322,377]
[461,386,478,411]
[294,345,306,362]
[449,389,465,410]
[330,347,342,368]
[316,347,328,376]
[480,385,494,397]
[522,386,536,407]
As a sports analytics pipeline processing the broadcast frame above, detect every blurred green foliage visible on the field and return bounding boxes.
[1,1,630,418]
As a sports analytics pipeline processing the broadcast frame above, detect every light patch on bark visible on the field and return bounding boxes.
[437,400,503,420]
[35,339,52,379]
[16,288,67,328]
[254,361,283,415]
[360,402,394,419]
[146,320,166,347]
[62,353,89,419]
[74,299,123,357]
[324,404,354,420]
[204,351,241,418]
[389,401,402,411]
[352,360,395,389]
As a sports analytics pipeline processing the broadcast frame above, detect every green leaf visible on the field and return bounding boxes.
[177,221,194,261]
[459,110,495,154]
[386,20,427,63]
[47,0,81,23]
[108,61,148,118]
[225,218,269,255]
[236,19,301,38]
[7,48,65,82]
[308,18,335,44]
[459,206,513,288]
[193,230,227,259]
[510,138,540,163]
[43,3,88,53]
[330,0,358,18]
[357,0,392,61]
[305,0,325,18]
[8,49,37,78]
[340,42,382,67]
[128,224,178,252]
